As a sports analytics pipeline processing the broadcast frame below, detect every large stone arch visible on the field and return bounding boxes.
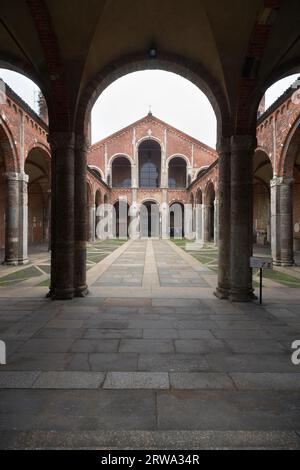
[0,117,19,173]
[75,51,230,140]
[279,116,300,178]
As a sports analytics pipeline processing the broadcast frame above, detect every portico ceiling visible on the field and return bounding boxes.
[1,0,300,130]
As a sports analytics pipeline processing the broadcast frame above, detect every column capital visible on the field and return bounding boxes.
[231,135,257,152]
[216,137,231,154]
[48,131,75,151]
[271,176,294,187]
[4,172,29,183]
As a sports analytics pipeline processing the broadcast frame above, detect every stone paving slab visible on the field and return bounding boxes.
[157,390,300,431]
[170,372,235,390]
[0,371,40,388]
[230,373,300,390]
[1,429,300,449]
[103,372,169,389]
[32,372,105,389]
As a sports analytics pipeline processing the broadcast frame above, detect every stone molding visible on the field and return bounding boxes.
[270,176,294,187]
[4,172,29,183]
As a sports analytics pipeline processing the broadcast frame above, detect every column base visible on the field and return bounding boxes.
[273,260,294,267]
[229,289,256,302]
[214,287,229,300]
[51,288,75,300]
[3,258,29,266]
[75,285,89,298]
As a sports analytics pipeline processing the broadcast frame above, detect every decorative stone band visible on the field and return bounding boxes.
[4,172,29,183]
[48,132,75,151]
[270,176,294,187]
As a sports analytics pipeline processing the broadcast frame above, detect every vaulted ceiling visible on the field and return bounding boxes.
[1,0,300,134]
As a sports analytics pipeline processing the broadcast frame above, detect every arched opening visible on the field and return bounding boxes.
[138,140,161,188]
[95,190,102,239]
[168,157,187,188]
[195,188,203,204]
[169,202,184,238]
[25,147,50,247]
[113,200,130,238]
[86,182,94,242]
[204,182,215,242]
[253,150,273,247]
[140,201,160,238]
[111,156,132,188]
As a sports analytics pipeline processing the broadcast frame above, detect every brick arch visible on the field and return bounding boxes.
[26,141,51,161]
[86,180,93,205]
[109,153,133,167]
[76,51,231,140]
[204,180,215,204]
[136,136,164,152]
[95,189,102,206]
[0,117,19,172]
[166,154,190,167]
[279,116,300,177]
[195,188,203,204]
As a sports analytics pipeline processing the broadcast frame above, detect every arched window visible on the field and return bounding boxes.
[139,140,161,188]
[168,157,187,188]
[111,156,131,188]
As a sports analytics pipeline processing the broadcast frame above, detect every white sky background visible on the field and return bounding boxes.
[0,69,299,149]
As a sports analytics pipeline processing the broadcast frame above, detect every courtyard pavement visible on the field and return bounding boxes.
[0,239,300,449]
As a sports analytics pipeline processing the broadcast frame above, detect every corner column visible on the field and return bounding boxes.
[74,135,89,297]
[49,132,75,300]
[4,172,29,265]
[229,135,256,302]
[271,176,294,266]
[214,138,231,299]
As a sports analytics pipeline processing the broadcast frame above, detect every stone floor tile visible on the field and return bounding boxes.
[103,372,169,389]
[170,372,235,390]
[33,371,105,389]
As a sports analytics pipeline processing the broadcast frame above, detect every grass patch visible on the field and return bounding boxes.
[0,266,42,285]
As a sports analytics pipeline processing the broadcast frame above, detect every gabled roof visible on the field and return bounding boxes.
[90,113,216,155]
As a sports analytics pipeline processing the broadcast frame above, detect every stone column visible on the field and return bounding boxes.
[229,135,256,302]
[195,203,203,243]
[214,198,219,246]
[203,204,211,242]
[87,204,96,242]
[214,138,231,299]
[49,132,75,300]
[74,135,89,297]
[271,176,294,266]
[4,172,29,265]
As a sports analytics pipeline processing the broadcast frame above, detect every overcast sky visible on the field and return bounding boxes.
[0,69,298,149]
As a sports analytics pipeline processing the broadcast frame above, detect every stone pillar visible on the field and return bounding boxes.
[214,198,219,246]
[87,204,96,242]
[74,135,89,297]
[214,138,231,299]
[229,135,256,302]
[4,172,29,265]
[271,176,294,266]
[195,203,203,243]
[203,204,211,242]
[49,132,75,300]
